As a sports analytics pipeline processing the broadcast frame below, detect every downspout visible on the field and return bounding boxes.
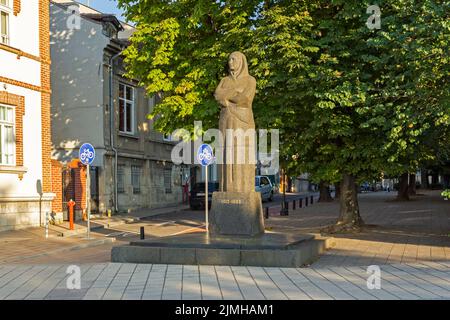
[109,50,123,213]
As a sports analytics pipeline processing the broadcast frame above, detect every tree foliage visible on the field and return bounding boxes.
[118,0,449,226]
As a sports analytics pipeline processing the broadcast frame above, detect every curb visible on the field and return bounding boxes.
[56,206,189,237]
[111,206,189,225]
[1,237,116,264]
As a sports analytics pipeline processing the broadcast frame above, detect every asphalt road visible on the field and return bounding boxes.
[92,192,317,242]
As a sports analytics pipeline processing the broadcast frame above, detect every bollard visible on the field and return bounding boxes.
[265,207,269,219]
[45,211,49,239]
[280,202,288,216]
[293,200,296,210]
[68,199,76,231]
[140,226,145,240]
[306,197,309,206]
[299,198,303,208]
[311,195,314,204]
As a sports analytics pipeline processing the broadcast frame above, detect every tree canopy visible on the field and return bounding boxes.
[118,0,449,229]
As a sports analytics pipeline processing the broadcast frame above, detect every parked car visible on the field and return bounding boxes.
[189,182,219,210]
[256,175,274,201]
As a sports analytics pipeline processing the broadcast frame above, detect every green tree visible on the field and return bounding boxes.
[118,0,449,232]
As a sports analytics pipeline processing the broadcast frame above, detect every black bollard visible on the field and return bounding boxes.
[306,197,309,206]
[311,195,314,204]
[140,226,145,240]
[280,202,289,216]
[293,200,296,210]
[265,207,269,219]
[299,198,303,208]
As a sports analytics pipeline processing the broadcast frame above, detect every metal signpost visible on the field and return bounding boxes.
[79,143,95,239]
[197,144,214,234]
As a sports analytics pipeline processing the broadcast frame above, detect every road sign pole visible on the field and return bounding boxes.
[87,164,91,239]
[79,143,95,240]
[205,165,209,234]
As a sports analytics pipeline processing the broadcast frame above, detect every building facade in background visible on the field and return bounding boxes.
[0,0,58,231]
[50,0,189,216]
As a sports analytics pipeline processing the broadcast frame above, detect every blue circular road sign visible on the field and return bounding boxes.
[197,144,214,166]
[79,143,95,165]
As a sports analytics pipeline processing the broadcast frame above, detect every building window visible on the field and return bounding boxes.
[119,83,134,134]
[0,104,15,165]
[0,4,10,45]
[164,167,172,194]
[117,165,125,193]
[131,165,141,194]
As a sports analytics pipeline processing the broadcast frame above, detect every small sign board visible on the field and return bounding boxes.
[197,144,214,167]
[79,143,95,165]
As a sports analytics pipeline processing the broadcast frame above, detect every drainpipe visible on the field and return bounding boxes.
[109,50,123,213]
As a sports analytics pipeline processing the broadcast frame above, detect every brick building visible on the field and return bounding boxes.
[0,0,61,231]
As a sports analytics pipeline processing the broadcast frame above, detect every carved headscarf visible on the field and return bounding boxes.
[229,51,249,80]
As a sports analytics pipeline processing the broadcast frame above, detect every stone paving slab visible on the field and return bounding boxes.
[0,261,448,300]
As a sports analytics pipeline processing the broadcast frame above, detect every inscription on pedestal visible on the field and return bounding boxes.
[209,191,265,236]
[218,199,242,205]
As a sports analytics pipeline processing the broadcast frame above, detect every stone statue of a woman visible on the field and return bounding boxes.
[214,51,257,193]
[210,52,264,236]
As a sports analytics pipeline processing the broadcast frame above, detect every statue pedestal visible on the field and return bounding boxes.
[209,191,265,236]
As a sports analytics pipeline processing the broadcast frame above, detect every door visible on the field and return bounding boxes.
[62,167,75,220]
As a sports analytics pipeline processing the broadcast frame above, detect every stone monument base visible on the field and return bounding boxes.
[209,191,264,236]
[111,232,332,267]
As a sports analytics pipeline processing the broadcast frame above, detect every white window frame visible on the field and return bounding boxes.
[118,83,135,135]
[0,1,11,46]
[0,103,15,166]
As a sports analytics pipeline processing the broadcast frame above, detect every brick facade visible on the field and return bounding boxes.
[39,0,52,194]
[0,91,25,176]
[51,159,62,213]
[13,0,21,16]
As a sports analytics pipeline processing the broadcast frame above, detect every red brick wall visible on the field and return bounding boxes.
[39,0,52,193]
[51,159,63,213]
[13,0,21,16]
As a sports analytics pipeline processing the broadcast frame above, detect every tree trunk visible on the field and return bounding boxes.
[322,174,363,233]
[318,181,333,202]
[408,173,416,195]
[334,183,341,199]
[397,173,410,201]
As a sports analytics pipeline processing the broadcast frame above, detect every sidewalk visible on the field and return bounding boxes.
[0,227,115,265]
[264,190,450,267]
[49,204,190,237]
[0,261,449,300]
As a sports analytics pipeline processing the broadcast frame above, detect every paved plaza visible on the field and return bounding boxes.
[0,261,449,300]
[0,190,448,300]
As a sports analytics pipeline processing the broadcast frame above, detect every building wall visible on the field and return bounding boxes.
[115,158,183,212]
[49,1,187,215]
[50,2,108,165]
[0,0,54,231]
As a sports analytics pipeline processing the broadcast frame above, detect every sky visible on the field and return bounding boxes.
[80,0,126,21]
